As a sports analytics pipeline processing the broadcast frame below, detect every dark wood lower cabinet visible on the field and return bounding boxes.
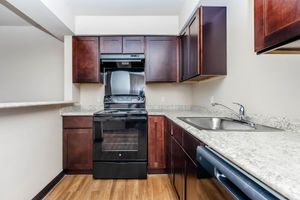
[63,116,93,173]
[164,117,235,200]
[63,129,93,171]
[165,120,173,183]
[185,155,200,200]
[148,116,166,172]
[172,137,185,200]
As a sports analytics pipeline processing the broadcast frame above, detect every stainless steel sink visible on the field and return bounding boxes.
[178,117,282,132]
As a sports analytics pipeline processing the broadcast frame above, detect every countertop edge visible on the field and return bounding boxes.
[0,101,75,109]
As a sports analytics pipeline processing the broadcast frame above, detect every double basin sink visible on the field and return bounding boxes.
[178,117,282,132]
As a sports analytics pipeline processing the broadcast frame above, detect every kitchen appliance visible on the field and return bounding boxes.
[196,146,286,200]
[100,54,145,69]
[93,67,147,179]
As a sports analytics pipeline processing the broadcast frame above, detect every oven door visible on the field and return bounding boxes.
[93,115,147,161]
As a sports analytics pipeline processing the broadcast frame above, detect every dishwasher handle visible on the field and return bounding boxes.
[214,168,250,200]
[197,146,284,200]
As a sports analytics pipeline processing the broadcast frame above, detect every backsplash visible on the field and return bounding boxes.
[61,103,300,132]
[146,105,192,111]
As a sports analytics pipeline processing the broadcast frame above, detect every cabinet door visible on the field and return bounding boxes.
[202,7,227,75]
[186,155,201,200]
[73,37,100,83]
[145,37,178,83]
[181,28,190,81]
[123,36,144,53]
[148,116,166,170]
[255,0,300,53]
[172,137,185,200]
[63,129,93,170]
[172,122,183,145]
[183,130,201,164]
[165,118,173,183]
[100,36,122,53]
[188,11,200,78]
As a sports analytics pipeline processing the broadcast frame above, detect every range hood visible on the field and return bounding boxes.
[100,54,145,69]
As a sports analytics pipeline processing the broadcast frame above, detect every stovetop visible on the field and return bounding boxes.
[94,109,147,117]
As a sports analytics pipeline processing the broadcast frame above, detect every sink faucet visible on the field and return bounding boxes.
[211,102,252,124]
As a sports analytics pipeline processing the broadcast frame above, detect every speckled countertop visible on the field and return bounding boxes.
[151,110,300,200]
[60,105,102,116]
[61,106,300,199]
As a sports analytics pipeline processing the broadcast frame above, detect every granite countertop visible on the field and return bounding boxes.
[150,110,300,200]
[60,105,102,116]
[61,106,300,199]
[0,101,74,109]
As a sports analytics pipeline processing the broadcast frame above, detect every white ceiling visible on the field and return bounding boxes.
[63,0,186,16]
[0,4,30,26]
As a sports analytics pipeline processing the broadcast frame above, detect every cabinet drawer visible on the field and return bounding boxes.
[63,116,93,129]
[172,123,183,145]
[183,131,201,163]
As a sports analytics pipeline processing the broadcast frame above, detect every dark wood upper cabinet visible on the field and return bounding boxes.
[72,37,100,83]
[100,36,145,54]
[100,36,123,54]
[189,13,200,78]
[123,36,145,53]
[255,0,300,54]
[181,28,190,81]
[148,116,166,171]
[145,36,179,83]
[180,7,227,81]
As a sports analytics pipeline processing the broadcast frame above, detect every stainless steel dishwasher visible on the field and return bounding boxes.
[196,146,286,200]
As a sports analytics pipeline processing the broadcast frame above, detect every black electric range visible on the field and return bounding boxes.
[93,95,148,179]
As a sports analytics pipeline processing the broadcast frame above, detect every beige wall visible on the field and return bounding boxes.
[0,106,63,200]
[75,16,179,35]
[79,84,193,106]
[145,84,193,106]
[0,26,64,103]
[192,0,300,119]
[79,84,104,105]
[0,21,65,199]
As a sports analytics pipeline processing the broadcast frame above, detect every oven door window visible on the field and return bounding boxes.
[94,116,147,161]
[102,120,139,152]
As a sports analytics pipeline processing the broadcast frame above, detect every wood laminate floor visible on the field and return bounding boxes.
[45,175,178,200]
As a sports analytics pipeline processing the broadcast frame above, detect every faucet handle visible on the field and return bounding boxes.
[232,102,246,119]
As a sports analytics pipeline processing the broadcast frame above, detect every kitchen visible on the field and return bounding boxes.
[0,0,300,200]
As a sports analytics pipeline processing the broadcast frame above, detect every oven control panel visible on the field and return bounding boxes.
[104,95,145,104]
